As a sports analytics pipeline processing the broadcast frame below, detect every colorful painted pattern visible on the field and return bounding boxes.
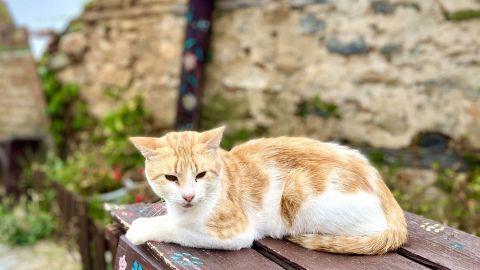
[131,260,143,270]
[448,241,465,250]
[420,222,445,233]
[175,0,214,130]
[119,255,127,270]
[171,252,204,268]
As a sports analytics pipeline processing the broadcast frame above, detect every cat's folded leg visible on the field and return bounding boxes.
[126,215,255,250]
[164,228,255,250]
[125,215,173,245]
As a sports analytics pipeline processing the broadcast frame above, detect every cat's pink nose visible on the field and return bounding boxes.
[182,194,195,203]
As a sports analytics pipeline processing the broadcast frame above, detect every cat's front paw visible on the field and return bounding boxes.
[126,218,152,245]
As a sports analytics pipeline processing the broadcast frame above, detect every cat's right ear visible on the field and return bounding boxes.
[200,126,225,151]
[129,137,161,159]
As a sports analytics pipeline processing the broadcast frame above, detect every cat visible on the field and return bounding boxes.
[126,127,408,254]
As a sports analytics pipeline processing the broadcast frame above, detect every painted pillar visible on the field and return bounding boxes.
[175,0,214,130]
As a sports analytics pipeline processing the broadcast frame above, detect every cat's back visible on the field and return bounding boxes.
[229,136,363,165]
[229,136,374,195]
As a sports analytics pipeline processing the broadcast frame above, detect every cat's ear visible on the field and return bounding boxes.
[200,126,225,151]
[129,137,162,158]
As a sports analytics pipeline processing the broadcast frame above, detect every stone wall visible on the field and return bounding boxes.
[54,0,480,149]
[0,0,48,140]
[55,0,187,130]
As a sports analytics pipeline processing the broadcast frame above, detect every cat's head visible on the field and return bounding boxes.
[130,127,225,208]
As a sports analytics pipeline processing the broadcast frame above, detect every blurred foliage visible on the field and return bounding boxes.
[39,61,95,156]
[39,152,122,196]
[100,96,147,170]
[296,96,341,119]
[0,193,56,246]
[377,154,480,236]
[36,56,154,225]
[200,93,269,149]
[221,127,267,150]
[200,92,249,131]
[67,20,83,33]
[447,10,480,21]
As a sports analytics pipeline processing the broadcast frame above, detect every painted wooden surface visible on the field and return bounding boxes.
[254,238,428,270]
[109,203,480,270]
[397,212,480,270]
[109,203,283,270]
[115,235,167,270]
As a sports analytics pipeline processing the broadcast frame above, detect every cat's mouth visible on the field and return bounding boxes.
[182,203,194,208]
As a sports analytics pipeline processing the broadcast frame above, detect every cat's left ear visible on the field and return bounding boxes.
[129,137,162,158]
[200,126,225,151]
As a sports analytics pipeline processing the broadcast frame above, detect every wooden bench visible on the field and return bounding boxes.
[106,203,480,270]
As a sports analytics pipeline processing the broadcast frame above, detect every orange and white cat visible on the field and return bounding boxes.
[126,127,407,254]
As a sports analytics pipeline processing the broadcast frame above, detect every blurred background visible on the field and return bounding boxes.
[0,0,479,269]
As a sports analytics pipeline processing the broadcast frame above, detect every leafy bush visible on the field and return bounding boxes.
[0,195,55,245]
[40,151,123,196]
[39,64,95,157]
[378,159,480,236]
[99,96,147,170]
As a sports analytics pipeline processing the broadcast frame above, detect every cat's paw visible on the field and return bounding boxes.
[126,218,152,245]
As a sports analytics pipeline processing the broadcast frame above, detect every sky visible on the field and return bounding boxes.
[4,0,88,58]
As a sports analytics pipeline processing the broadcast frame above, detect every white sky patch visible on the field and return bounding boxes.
[4,0,89,58]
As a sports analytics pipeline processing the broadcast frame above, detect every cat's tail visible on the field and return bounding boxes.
[287,227,407,255]
[287,207,408,255]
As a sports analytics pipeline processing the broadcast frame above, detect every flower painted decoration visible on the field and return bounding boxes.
[121,211,135,217]
[119,255,127,270]
[131,260,143,270]
[196,19,210,31]
[449,242,465,250]
[182,93,197,111]
[171,252,204,267]
[183,52,198,71]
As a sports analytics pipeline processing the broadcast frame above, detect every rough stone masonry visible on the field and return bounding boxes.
[0,0,48,141]
[54,0,480,149]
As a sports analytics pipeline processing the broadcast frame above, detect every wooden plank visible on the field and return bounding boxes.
[114,236,169,270]
[145,241,282,270]
[78,199,93,270]
[398,212,480,270]
[254,238,428,270]
[92,222,106,270]
[106,223,123,259]
[109,203,283,270]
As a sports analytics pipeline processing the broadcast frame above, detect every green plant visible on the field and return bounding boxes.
[374,153,480,236]
[39,63,95,156]
[0,195,56,245]
[295,96,340,119]
[100,96,148,170]
[40,151,122,196]
[447,10,480,21]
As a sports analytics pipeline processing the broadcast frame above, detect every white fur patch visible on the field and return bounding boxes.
[251,166,288,239]
[291,191,388,236]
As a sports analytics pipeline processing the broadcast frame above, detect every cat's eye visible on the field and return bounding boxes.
[196,171,207,179]
[165,175,178,181]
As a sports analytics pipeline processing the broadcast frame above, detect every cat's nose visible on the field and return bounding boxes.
[182,194,195,203]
